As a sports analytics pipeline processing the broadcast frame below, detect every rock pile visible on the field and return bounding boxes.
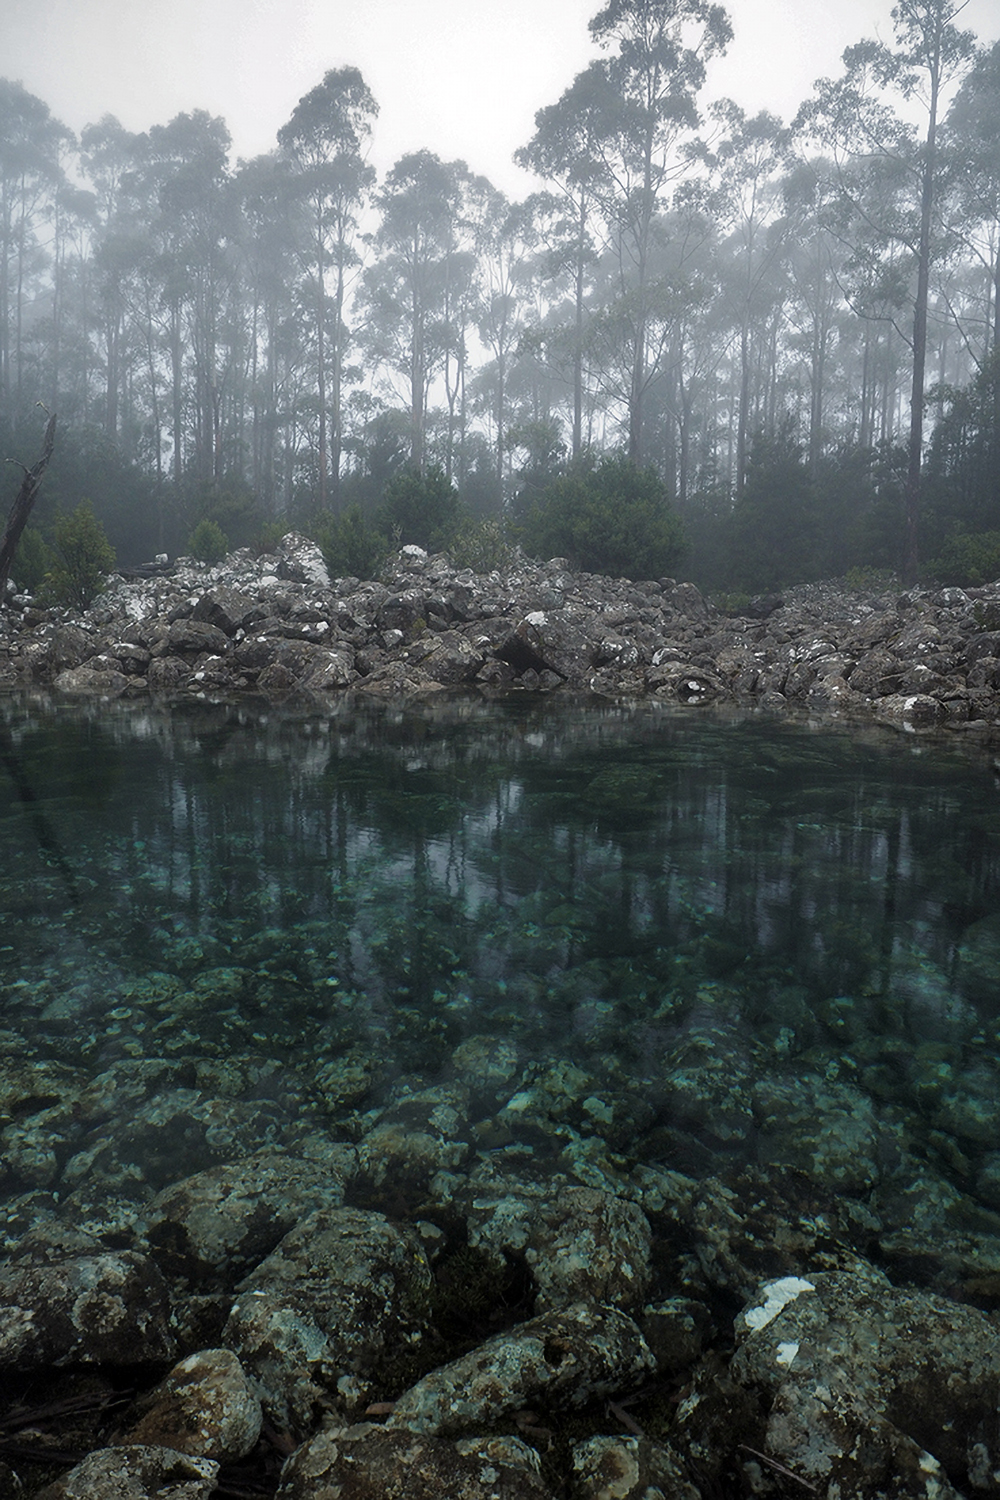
[3,532,1000,732]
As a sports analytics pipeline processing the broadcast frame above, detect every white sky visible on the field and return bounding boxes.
[4,0,999,197]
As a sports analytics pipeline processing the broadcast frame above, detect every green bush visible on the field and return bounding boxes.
[925,529,1000,588]
[517,454,684,579]
[315,506,387,581]
[447,517,518,574]
[12,526,55,594]
[42,502,117,611]
[187,518,230,564]
[376,464,464,552]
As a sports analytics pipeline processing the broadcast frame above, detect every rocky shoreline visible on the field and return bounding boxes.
[4,531,1000,734]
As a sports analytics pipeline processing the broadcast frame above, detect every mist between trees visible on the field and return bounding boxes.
[2,0,1000,597]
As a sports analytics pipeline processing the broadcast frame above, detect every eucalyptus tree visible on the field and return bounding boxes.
[145,110,235,486]
[0,80,73,424]
[516,72,607,457]
[361,151,473,473]
[79,117,156,449]
[465,182,538,496]
[945,40,1000,360]
[794,0,979,579]
[277,67,377,509]
[231,152,300,509]
[704,104,792,491]
[580,0,732,462]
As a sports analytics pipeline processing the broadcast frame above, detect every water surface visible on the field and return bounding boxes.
[4,692,1000,1251]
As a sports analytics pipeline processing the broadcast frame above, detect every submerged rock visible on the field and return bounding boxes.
[276,1424,553,1499]
[730,1269,1000,1497]
[0,1248,175,1369]
[572,1435,700,1500]
[387,1303,655,1437]
[36,1444,220,1499]
[222,1205,433,1430]
[122,1346,262,1462]
[141,1149,357,1289]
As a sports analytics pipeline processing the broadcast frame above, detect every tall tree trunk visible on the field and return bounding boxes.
[903,28,942,584]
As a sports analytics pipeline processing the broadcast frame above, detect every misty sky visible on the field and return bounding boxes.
[5,0,1000,195]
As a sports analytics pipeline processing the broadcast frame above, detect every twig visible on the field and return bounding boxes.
[738,1443,820,1493]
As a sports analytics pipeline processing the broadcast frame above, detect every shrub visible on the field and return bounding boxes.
[925,529,1000,588]
[315,506,387,581]
[188,518,230,564]
[376,464,464,552]
[42,502,117,611]
[517,454,684,579]
[447,517,518,574]
[12,527,55,594]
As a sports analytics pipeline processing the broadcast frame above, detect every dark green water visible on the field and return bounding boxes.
[4,691,1000,1240]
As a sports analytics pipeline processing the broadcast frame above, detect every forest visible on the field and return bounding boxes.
[2,0,1000,597]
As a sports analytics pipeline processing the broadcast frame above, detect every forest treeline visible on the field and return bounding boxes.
[2,0,1000,595]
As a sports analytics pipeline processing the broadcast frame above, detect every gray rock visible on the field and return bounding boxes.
[0,1249,175,1369]
[276,1424,553,1499]
[731,1269,1000,1497]
[276,532,331,590]
[35,1445,219,1499]
[222,1205,433,1429]
[142,1150,356,1289]
[122,1346,262,1462]
[387,1303,655,1437]
[572,1435,700,1500]
[460,1180,652,1313]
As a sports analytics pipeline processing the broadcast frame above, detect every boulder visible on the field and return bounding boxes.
[122,1347,262,1462]
[731,1269,1000,1497]
[35,1445,219,1500]
[276,1425,553,1499]
[222,1205,433,1429]
[0,1249,175,1369]
[387,1303,655,1437]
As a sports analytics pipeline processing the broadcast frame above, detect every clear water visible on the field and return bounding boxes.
[4,691,1000,1244]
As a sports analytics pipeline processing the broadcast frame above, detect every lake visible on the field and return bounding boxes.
[3,690,1000,1277]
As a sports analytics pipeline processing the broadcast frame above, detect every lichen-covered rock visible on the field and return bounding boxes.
[572,1435,700,1500]
[687,1172,875,1300]
[222,1205,433,1429]
[730,1269,1000,1497]
[276,532,331,590]
[356,1086,472,1198]
[0,1249,175,1369]
[35,1444,219,1499]
[142,1150,356,1289]
[61,1088,288,1195]
[460,1179,652,1313]
[122,1347,262,1462]
[387,1303,655,1437]
[751,1072,879,1192]
[276,1424,554,1499]
[14,537,1000,730]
